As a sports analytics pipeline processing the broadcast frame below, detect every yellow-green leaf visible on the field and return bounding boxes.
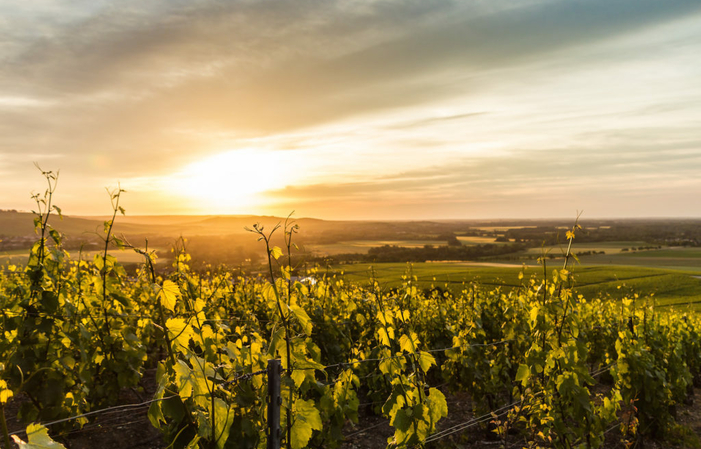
[418,351,436,372]
[12,424,67,448]
[530,306,539,325]
[212,398,234,449]
[289,304,313,335]
[516,364,530,386]
[158,280,180,312]
[399,334,413,353]
[291,399,322,449]
[377,328,392,347]
[291,369,306,388]
[270,246,283,260]
[167,318,195,348]
[427,387,448,424]
[0,379,13,404]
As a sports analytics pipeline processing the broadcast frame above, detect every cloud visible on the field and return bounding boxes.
[264,139,701,219]
[1,0,700,216]
[5,1,699,121]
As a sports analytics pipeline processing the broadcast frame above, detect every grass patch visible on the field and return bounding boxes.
[305,240,444,256]
[455,236,507,245]
[328,262,701,309]
[520,241,650,255]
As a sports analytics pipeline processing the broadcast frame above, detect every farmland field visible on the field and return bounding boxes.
[472,226,537,232]
[330,261,701,311]
[303,240,440,256]
[0,248,167,266]
[0,249,29,266]
[575,246,701,270]
[455,236,509,245]
[520,241,650,255]
[304,236,510,256]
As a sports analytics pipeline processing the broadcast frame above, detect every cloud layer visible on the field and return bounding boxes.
[1,0,700,218]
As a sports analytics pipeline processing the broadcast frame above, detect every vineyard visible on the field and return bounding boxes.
[2,173,701,449]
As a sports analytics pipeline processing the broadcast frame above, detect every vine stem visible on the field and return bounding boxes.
[100,186,123,337]
[249,222,293,449]
[556,213,582,347]
[0,404,11,449]
[36,166,57,270]
[131,239,177,367]
[283,215,299,449]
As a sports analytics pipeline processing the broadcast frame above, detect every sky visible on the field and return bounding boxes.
[1,0,700,220]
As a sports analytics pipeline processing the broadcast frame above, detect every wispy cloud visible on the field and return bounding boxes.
[265,140,701,219]
[1,0,700,217]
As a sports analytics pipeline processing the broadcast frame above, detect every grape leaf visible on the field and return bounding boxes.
[158,280,180,312]
[12,424,66,449]
[291,399,322,449]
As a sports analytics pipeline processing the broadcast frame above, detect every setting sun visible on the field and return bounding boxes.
[169,148,305,213]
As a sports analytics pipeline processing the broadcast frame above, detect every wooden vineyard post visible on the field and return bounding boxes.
[267,359,282,449]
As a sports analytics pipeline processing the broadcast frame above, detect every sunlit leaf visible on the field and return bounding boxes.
[291,399,322,449]
[12,424,66,449]
[167,317,194,348]
[0,379,13,404]
[158,280,180,312]
[516,364,530,386]
[270,246,283,260]
[417,351,436,372]
[427,388,448,424]
[289,304,313,335]
[212,398,234,449]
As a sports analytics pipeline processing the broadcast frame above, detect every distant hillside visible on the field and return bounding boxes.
[69,214,484,239]
[0,211,701,265]
[0,211,109,237]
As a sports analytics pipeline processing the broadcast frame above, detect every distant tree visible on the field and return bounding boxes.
[437,232,461,246]
[447,235,461,246]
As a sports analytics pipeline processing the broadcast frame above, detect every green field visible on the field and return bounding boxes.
[329,262,701,311]
[308,237,700,272]
[473,226,537,232]
[0,249,29,266]
[575,246,701,271]
[521,241,650,255]
[0,248,167,267]
[505,243,701,272]
[305,236,506,256]
[456,236,508,245]
[630,248,701,258]
[303,240,440,256]
[77,249,166,264]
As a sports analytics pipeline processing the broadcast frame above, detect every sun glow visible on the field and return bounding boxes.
[170,148,304,213]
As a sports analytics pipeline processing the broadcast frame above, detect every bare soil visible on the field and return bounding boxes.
[340,387,701,449]
[5,367,165,449]
[5,380,701,449]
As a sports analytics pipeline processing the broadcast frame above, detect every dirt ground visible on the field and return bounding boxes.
[5,375,701,449]
[340,386,701,449]
[5,367,164,449]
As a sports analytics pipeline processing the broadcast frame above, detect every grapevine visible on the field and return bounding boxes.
[1,173,701,448]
